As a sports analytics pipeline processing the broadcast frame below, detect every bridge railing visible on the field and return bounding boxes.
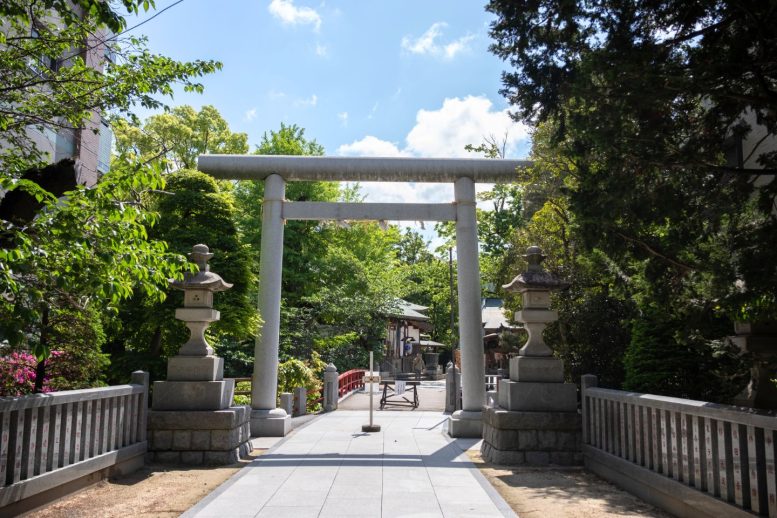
[582,375,777,517]
[0,371,148,509]
[338,369,365,398]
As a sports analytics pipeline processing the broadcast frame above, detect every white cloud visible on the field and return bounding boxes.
[337,111,348,126]
[244,108,257,122]
[405,96,528,157]
[444,34,476,59]
[268,0,321,31]
[337,135,405,157]
[294,94,318,107]
[338,96,529,161]
[401,22,446,55]
[315,43,328,57]
[401,22,475,60]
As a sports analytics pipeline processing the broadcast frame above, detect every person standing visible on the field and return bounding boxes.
[412,353,426,381]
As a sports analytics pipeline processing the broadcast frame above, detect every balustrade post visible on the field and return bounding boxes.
[130,371,149,442]
[293,387,307,416]
[445,362,462,413]
[279,393,293,416]
[324,363,339,412]
[581,374,598,445]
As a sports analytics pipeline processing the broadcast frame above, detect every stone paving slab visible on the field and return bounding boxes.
[183,410,516,518]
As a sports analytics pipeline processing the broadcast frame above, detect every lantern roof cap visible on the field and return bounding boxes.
[170,244,233,292]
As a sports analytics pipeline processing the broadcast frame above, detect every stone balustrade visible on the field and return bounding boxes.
[582,374,777,517]
[0,371,148,511]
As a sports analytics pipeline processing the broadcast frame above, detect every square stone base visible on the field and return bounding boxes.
[166,355,224,381]
[481,407,582,466]
[250,410,292,437]
[152,379,234,411]
[447,410,482,438]
[147,405,252,465]
[498,379,577,411]
[509,356,564,382]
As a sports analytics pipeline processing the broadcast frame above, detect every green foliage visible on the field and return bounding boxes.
[546,293,634,389]
[0,0,222,389]
[255,123,325,157]
[113,105,249,171]
[233,381,251,406]
[45,305,110,391]
[218,338,255,378]
[397,235,457,347]
[277,358,322,411]
[487,0,777,322]
[0,161,188,362]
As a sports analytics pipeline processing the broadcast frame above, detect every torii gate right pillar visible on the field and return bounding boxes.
[449,176,485,437]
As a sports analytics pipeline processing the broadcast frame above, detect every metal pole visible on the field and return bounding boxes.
[369,351,374,427]
[362,351,381,432]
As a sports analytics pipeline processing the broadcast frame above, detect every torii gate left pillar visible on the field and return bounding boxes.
[250,174,290,437]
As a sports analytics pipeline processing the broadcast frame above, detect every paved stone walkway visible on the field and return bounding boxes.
[183,410,516,518]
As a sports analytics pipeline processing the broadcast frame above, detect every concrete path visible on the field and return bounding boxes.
[183,410,516,518]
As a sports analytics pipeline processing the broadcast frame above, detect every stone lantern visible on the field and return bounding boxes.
[480,246,582,466]
[169,244,232,357]
[148,244,251,465]
[502,246,570,386]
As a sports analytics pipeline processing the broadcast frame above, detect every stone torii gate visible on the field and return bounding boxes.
[198,155,527,438]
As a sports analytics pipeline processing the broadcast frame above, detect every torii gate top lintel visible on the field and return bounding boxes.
[197,154,530,183]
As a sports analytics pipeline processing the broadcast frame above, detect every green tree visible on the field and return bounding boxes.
[233,123,337,296]
[0,1,221,388]
[0,161,188,389]
[486,0,768,398]
[487,0,777,321]
[113,105,249,171]
[107,170,257,380]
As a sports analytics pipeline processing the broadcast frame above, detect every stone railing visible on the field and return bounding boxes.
[582,375,777,517]
[0,371,148,510]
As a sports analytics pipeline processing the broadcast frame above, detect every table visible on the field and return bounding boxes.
[379,380,420,409]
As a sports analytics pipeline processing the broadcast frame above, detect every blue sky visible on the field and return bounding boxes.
[130,0,529,236]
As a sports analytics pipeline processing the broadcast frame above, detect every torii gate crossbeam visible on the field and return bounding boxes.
[198,155,528,439]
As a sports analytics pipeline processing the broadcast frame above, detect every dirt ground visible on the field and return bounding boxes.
[467,450,671,518]
[30,449,266,518]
